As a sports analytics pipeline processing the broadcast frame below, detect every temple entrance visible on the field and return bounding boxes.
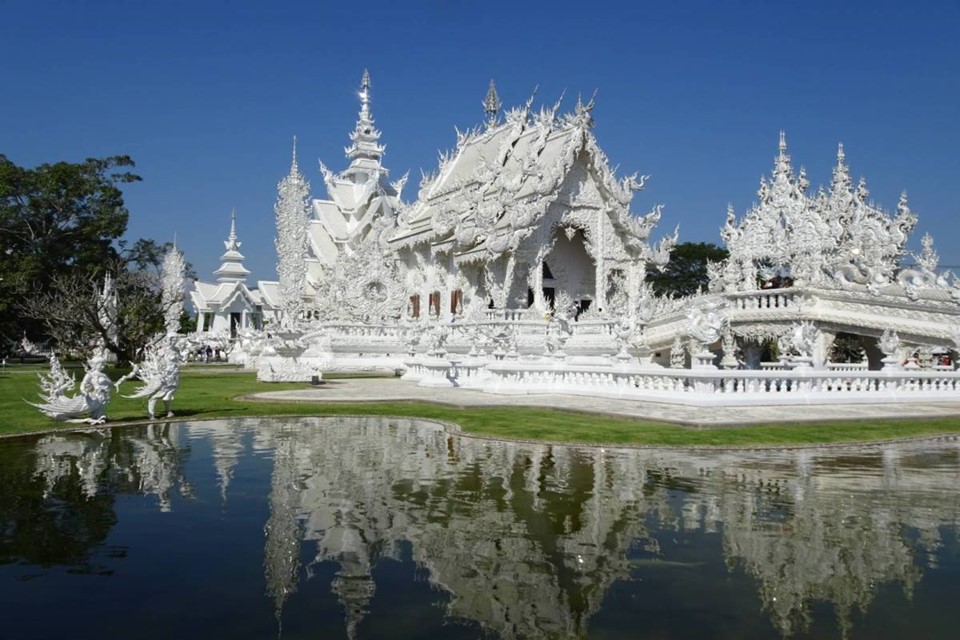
[541,226,595,313]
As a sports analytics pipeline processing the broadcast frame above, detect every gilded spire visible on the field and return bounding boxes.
[483,79,501,129]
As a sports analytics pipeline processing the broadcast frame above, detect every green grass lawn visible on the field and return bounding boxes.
[3,365,960,446]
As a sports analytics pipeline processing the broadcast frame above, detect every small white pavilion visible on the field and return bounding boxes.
[190,211,278,337]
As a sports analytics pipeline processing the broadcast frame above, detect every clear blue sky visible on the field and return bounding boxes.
[2,0,958,282]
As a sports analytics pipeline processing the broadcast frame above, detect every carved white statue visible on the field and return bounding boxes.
[31,351,112,424]
[116,335,183,419]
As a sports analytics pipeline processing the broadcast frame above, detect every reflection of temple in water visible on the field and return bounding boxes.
[27,420,960,638]
[250,420,960,639]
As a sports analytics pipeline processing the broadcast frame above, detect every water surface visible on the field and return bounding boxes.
[1,417,958,639]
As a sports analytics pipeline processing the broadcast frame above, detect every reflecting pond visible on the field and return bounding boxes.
[1,417,959,639]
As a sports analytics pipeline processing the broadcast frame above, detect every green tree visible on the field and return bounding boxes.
[0,154,141,345]
[18,239,196,364]
[646,241,728,297]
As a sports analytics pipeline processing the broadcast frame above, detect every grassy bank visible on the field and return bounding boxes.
[2,366,960,446]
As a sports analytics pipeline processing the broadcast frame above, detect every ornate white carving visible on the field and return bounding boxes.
[31,351,112,424]
[719,136,917,293]
[275,138,311,328]
[686,300,728,348]
[161,244,186,335]
[116,335,185,419]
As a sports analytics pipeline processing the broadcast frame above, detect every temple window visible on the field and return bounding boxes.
[450,289,463,314]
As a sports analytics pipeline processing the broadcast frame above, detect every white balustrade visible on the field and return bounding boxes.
[476,361,960,406]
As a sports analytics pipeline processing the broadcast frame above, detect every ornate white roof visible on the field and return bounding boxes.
[390,90,671,266]
[309,70,406,266]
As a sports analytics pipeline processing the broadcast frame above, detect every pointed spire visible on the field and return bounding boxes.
[574,90,597,128]
[483,79,501,130]
[772,130,794,186]
[215,209,250,283]
[290,135,299,173]
[226,208,239,250]
[346,69,385,165]
[359,68,371,120]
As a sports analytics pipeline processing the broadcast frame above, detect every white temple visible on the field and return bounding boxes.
[190,210,279,338]
[231,71,960,406]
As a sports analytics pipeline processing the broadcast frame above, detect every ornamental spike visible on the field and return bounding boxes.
[359,69,372,119]
[291,135,298,172]
[483,79,501,129]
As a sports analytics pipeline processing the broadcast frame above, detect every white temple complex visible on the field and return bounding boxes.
[230,71,960,406]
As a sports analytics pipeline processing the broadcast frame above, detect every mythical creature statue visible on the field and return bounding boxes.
[878,329,901,358]
[778,321,820,359]
[685,301,728,349]
[116,336,183,419]
[31,351,113,424]
[426,322,451,356]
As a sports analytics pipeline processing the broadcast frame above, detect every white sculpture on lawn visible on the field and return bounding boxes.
[116,335,183,419]
[31,351,113,424]
[31,274,117,423]
[116,242,187,418]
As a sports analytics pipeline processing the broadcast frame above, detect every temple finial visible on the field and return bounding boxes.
[359,69,371,119]
[291,135,298,171]
[837,142,845,162]
[229,208,237,240]
[483,79,501,129]
[779,130,787,153]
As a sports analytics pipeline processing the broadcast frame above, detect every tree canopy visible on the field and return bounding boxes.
[1,154,196,362]
[646,241,729,298]
[0,154,141,344]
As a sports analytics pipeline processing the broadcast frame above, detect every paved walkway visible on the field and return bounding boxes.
[248,378,960,427]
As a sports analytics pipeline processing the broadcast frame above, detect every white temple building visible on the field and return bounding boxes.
[190,211,279,338]
[235,71,960,405]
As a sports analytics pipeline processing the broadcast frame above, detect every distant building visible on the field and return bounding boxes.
[190,211,279,337]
